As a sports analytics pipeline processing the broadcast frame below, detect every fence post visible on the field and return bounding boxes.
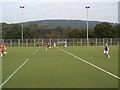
[107,38,108,43]
[26,39,28,47]
[2,39,4,45]
[110,38,112,46]
[57,38,59,46]
[81,38,82,46]
[18,39,20,47]
[42,39,43,46]
[76,39,78,46]
[103,38,104,46]
[65,39,67,45]
[73,38,74,46]
[10,39,12,47]
[34,39,36,46]
[2,39,4,43]
[96,38,97,46]
[117,38,119,45]
[50,39,51,46]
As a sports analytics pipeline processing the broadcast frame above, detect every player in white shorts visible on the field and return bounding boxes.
[64,43,67,47]
[53,42,56,47]
[104,42,110,58]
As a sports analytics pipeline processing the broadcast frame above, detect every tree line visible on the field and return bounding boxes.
[2,22,119,39]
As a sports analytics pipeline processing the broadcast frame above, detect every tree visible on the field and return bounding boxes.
[94,22,112,38]
[79,30,86,38]
[23,27,35,39]
[109,24,118,38]
[3,24,35,39]
[69,29,80,38]
[2,23,12,39]
[62,27,72,38]
[49,32,61,38]
[88,29,95,38]
[5,24,22,39]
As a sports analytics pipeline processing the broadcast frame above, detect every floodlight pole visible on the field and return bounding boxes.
[20,6,24,46]
[86,6,90,46]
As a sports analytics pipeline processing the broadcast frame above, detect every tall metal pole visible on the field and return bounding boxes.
[20,6,24,46]
[86,6,90,46]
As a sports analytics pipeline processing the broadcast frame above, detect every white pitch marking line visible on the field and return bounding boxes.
[56,47,120,80]
[0,47,41,88]
[33,47,41,55]
[0,59,29,89]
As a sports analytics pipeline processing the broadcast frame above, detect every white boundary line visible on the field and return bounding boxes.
[33,47,41,55]
[0,59,29,89]
[0,47,41,89]
[56,47,120,80]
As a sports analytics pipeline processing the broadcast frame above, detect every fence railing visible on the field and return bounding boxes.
[0,38,119,47]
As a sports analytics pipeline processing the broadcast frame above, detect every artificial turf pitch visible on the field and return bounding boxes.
[1,46,118,88]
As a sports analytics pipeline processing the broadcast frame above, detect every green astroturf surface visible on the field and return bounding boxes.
[1,46,118,88]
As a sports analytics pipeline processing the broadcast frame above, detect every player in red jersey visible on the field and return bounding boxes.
[45,41,49,50]
[0,43,7,57]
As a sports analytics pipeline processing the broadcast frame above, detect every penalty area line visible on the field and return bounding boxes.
[0,59,29,89]
[56,47,120,80]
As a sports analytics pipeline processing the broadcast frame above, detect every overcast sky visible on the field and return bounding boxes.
[0,0,119,23]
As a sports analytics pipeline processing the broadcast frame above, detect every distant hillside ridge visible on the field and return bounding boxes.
[23,19,115,29]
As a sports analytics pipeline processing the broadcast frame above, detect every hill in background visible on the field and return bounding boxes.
[1,19,118,39]
[23,19,112,29]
